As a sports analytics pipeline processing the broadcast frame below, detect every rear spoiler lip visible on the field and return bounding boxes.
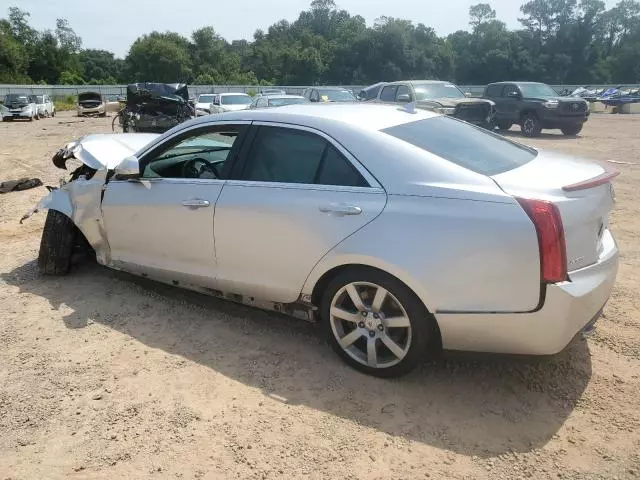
[562,166,619,192]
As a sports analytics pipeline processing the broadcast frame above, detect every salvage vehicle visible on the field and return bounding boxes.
[484,82,589,137]
[1,93,37,121]
[77,91,106,117]
[209,93,253,113]
[303,87,357,103]
[194,94,217,115]
[357,82,386,101]
[24,104,619,378]
[249,94,306,109]
[375,80,495,128]
[116,83,193,133]
[32,95,56,118]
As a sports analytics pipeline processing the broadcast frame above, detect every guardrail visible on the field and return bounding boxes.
[2,83,639,99]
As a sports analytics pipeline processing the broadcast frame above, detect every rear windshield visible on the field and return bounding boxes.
[221,95,252,105]
[318,89,356,102]
[268,97,305,107]
[4,94,29,103]
[382,117,537,176]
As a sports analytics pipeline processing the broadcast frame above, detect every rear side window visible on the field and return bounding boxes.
[382,117,537,176]
[485,84,502,98]
[379,86,397,102]
[241,126,368,186]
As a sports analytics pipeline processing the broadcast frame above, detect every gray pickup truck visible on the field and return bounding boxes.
[373,80,495,128]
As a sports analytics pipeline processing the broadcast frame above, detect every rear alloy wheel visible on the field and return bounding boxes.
[520,113,542,137]
[561,124,583,136]
[322,268,436,377]
[497,120,512,131]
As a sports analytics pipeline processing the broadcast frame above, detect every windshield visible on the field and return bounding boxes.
[318,89,356,102]
[268,97,306,107]
[519,83,559,98]
[4,94,29,103]
[197,95,216,103]
[221,95,252,105]
[382,117,536,176]
[414,83,465,100]
[34,95,44,103]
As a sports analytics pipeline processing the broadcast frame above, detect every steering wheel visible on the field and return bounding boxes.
[181,157,220,179]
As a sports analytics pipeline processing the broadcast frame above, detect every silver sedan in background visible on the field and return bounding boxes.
[249,94,307,109]
[26,104,619,377]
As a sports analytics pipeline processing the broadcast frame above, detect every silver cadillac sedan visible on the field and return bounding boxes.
[26,103,619,377]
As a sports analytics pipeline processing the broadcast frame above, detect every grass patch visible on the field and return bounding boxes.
[53,95,76,111]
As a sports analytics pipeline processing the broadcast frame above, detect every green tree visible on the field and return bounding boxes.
[125,31,193,82]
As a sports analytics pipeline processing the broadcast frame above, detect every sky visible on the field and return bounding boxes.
[11,0,621,58]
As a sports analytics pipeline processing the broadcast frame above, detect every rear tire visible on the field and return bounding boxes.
[561,124,583,136]
[520,113,542,137]
[321,267,438,378]
[497,120,512,131]
[38,210,77,275]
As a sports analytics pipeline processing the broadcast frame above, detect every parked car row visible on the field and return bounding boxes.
[356,80,590,137]
[1,93,56,121]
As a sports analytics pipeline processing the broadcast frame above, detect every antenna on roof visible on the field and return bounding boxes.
[398,102,417,114]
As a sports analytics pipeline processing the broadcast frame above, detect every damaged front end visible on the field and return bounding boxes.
[22,134,157,266]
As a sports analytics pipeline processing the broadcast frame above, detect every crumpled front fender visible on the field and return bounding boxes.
[21,170,111,265]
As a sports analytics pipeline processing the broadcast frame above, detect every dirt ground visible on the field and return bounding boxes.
[0,111,638,480]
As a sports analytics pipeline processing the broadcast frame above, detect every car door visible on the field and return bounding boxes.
[101,122,249,287]
[213,123,387,303]
[502,84,521,123]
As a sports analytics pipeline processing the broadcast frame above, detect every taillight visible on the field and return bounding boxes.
[516,198,568,283]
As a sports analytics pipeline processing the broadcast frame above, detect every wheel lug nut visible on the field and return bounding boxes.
[369,331,376,337]
[358,322,365,328]
[361,311,368,317]
[378,324,384,331]
[373,313,379,319]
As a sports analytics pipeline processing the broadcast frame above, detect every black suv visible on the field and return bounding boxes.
[483,82,589,137]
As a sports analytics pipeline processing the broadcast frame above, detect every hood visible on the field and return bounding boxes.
[52,133,159,170]
[417,97,494,108]
[78,92,103,103]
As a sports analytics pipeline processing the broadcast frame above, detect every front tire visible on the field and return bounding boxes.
[38,210,77,275]
[520,113,542,137]
[321,267,438,378]
[561,124,583,136]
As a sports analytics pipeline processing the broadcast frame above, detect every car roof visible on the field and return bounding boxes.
[312,86,353,91]
[385,80,452,85]
[487,81,546,86]
[219,92,250,96]
[182,103,437,132]
[264,95,305,100]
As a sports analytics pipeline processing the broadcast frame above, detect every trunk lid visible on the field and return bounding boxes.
[492,150,617,272]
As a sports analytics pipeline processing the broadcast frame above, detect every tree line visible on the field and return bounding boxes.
[1,0,639,87]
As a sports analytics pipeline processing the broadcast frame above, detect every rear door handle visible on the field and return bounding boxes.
[181,199,210,208]
[319,204,362,216]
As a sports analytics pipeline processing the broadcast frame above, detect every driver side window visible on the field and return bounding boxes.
[141,126,243,180]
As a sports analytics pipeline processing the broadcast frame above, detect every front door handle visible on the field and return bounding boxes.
[319,204,362,216]
[182,199,210,208]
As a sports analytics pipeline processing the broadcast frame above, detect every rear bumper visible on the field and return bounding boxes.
[435,230,618,355]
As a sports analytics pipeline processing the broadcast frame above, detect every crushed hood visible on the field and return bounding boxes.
[52,133,159,170]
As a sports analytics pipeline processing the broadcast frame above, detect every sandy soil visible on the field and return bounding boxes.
[0,112,638,480]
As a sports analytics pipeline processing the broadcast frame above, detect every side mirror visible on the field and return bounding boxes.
[396,94,411,103]
[114,155,140,180]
